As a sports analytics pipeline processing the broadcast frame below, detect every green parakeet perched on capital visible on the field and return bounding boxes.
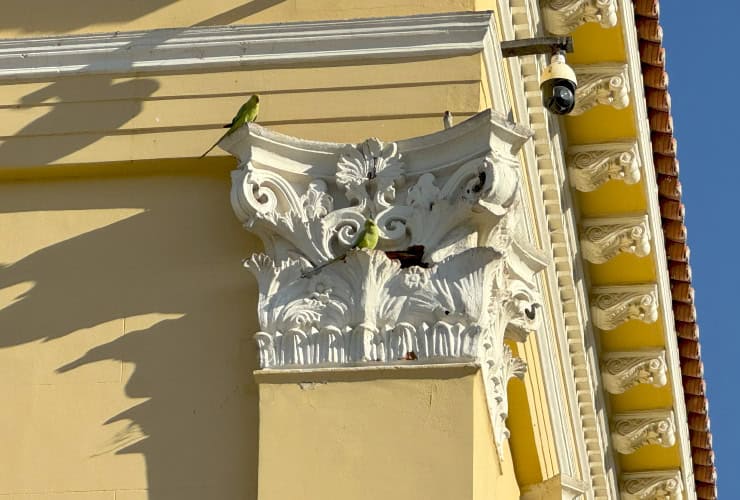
[302,219,378,278]
[200,94,260,158]
[356,218,379,250]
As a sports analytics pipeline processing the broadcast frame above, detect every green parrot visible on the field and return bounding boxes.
[200,94,260,158]
[302,219,378,278]
[356,218,379,250]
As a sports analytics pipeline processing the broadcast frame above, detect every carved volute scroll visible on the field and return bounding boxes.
[580,215,652,264]
[222,109,548,458]
[601,350,668,394]
[567,142,641,192]
[541,0,618,36]
[572,64,630,115]
[612,410,676,454]
[620,470,683,500]
[591,285,659,331]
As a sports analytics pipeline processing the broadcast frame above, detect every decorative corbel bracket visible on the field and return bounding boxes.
[591,284,659,331]
[541,0,618,36]
[572,63,630,115]
[567,141,641,192]
[223,109,549,459]
[601,350,668,394]
[620,470,683,500]
[580,215,651,264]
[612,410,676,454]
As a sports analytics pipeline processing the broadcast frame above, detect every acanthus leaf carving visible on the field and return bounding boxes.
[541,0,618,36]
[225,110,546,459]
[611,410,676,454]
[601,350,668,394]
[483,344,527,447]
[580,215,651,264]
[620,470,683,500]
[571,64,630,115]
[567,142,641,191]
[591,284,659,331]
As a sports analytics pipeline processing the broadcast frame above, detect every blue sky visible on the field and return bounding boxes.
[661,3,738,494]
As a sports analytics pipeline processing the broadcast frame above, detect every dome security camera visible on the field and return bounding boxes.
[540,52,578,115]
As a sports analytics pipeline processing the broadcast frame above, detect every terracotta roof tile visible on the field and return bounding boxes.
[639,40,665,66]
[657,174,681,199]
[697,482,718,499]
[668,261,691,281]
[688,411,709,431]
[636,18,662,42]
[693,448,714,466]
[649,110,673,133]
[659,199,683,220]
[662,220,686,242]
[652,133,676,155]
[654,156,679,175]
[676,321,698,340]
[645,88,671,111]
[634,0,659,17]
[633,1,716,496]
[643,66,669,89]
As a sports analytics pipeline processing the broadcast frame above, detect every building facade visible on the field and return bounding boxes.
[0,1,715,499]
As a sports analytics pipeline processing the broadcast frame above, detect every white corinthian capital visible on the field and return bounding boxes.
[223,109,549,459]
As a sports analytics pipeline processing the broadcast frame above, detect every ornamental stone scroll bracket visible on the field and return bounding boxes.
[580,215,652,264]
[541,0,618,36]
[221,109,549,459]
[571,63,630,115]
[620,470,683,500]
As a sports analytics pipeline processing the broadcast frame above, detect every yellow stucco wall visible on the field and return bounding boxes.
[256,366,520,500]
[1,0,479,37]
[0,56,484,169]
[0,166,262,498]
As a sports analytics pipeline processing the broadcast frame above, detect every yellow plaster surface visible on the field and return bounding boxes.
[567,24,626,65]
[256,366,520,500]
[473,374,521,500]
[587,253,656,285]
[609,385,674,414]
[0,170,261,498]
[598,318,666,352]
[0,56,483,168]
[564,108,636,144]
[507,376,543,487]
[0,0,477,37]
[619,444,681,473]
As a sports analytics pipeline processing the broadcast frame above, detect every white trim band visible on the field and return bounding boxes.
[0,12,492,81]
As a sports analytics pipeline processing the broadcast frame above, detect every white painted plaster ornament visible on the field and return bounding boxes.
[223,110,548,458]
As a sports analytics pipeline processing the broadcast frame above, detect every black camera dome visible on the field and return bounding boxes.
[540,78,577,115]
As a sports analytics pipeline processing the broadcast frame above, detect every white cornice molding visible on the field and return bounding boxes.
[0,12,492,81]
[567,141,641,192]
[611,410,676,455]
[621,470,683,500]
[601,350,667,394]
[580,215,651,264]
[541,0,618,35]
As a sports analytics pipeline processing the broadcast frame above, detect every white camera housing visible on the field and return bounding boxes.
[540,53,578,115]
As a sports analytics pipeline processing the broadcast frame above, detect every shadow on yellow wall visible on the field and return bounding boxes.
[0,169,263,498]
[0,0,285,34]
[0,1,287,167]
